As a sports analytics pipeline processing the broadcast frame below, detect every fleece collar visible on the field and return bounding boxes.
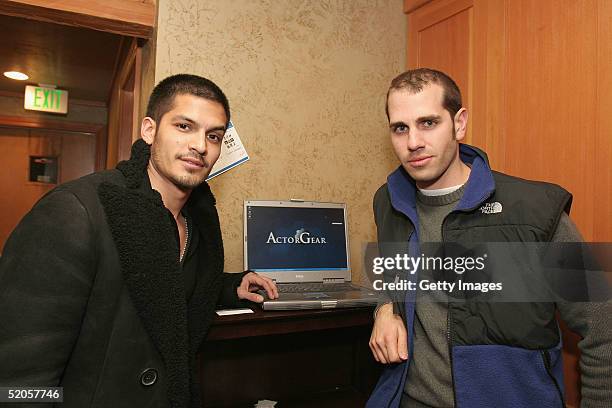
[387,144,496,226]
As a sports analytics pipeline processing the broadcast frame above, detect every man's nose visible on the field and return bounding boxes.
[190,131,208,155]
[406,130,425,151]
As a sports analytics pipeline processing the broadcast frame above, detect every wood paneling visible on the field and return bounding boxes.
[28,129,62,156]
[106,39,143,167]
[0,115,104,134]
[595,0,612,242]
[407,0,474,142]
[29,129,96,183]
[0,115,106,173]
[0,127,96,251]
[405,0,433,13]
[95,126,108,171]
[0,115,103,251]
[0,127,52,251]
[470,0,505,170]
[117,84,135,163]
[0,0,155,38]
[502,0,597,241]
[59,132,96,183]
[138,27,158,121]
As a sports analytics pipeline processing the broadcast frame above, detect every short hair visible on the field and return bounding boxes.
[146,74,230,125]
[386,68,462,120]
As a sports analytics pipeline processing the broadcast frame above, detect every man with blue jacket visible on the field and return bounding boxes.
[367,68,611,407]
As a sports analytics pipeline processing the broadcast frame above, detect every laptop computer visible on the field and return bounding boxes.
[244,200,379,310]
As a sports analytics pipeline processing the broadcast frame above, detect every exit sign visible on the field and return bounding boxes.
[24,85,68,114]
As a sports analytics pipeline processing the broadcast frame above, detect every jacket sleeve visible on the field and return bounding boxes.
[0,189,96,387]
[553,214,612,407]
[217,271,250,308]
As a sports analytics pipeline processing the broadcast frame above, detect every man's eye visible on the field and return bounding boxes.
[422,120,436,128]
[208,134,221,142]
[394,125,408,133]
[177,123,190,131]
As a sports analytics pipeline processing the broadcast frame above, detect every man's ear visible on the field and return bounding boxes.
[453,108,468,142]
[141,117,156,145]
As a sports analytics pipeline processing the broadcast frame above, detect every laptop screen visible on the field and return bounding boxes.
[244,201,350,278]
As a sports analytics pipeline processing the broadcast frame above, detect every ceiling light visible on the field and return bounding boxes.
[4,71,29,81]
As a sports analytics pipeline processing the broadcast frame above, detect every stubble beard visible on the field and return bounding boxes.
[173,174,206,190]
[150,146,208,191]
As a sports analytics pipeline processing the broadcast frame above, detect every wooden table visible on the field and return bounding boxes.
[198,307,382,407]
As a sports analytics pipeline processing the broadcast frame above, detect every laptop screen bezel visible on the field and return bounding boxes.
[243,200,351,283]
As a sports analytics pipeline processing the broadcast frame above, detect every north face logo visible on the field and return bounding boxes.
[480,202,503,214]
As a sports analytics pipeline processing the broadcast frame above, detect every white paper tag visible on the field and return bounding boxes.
[254,400,277,408]
[215,308,254,316]
[207,121,249,180]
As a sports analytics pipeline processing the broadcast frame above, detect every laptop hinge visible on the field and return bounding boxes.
[323,278,345,284]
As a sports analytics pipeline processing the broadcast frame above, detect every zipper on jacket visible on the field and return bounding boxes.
[541,350,565,408]
[440,187,494,408]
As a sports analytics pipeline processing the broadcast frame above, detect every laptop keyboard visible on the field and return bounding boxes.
[277,283,356,293]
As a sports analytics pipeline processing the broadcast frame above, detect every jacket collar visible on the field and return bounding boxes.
[387,143,496,224]
[117,138,218,217]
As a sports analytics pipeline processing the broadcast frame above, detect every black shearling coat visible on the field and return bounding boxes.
[0,140,245,408]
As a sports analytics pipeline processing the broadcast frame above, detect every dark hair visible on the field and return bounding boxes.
[146,74,230,125]
[385,68,462,120]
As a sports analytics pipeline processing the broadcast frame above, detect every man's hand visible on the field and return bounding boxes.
[237,272,279,303]
[369,303,408,364]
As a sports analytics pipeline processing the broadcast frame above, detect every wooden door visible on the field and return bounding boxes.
[107,38,142,168]
[494,0,603,242]
[407,0,475,142]
[0,127,97,251]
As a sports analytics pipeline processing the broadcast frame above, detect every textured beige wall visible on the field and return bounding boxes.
[156,0,405,283]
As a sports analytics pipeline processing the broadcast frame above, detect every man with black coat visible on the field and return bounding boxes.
[0,74,278,408]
